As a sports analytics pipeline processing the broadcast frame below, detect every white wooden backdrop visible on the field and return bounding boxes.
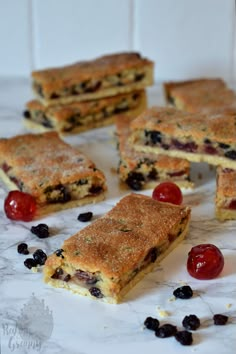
[0,0,235,82]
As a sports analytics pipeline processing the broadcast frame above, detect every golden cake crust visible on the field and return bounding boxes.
[0,132,106,209]
[32,52,154,104]
[164,78,236,113]
[130,106,236,144]
[216,166,236,198]
[45,193,191,279]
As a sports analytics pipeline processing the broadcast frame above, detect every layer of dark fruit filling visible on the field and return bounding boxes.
[34,68,146,99]
[42,179,104,205]
[74,270,98,285]
[62,94,141,132]
[144,130,236,162]
[167,170,186,177]
[172,139,197,152]
[44,184,71,203]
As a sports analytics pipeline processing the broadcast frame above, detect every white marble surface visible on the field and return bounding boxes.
[0,79,236,354]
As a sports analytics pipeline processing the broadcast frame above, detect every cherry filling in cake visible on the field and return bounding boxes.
[144,130,236,160]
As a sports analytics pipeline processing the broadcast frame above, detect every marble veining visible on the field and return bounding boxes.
[0,79,236,354]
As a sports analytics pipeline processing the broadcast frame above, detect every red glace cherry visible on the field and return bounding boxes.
[152,181,183,205]
[187,244,224,280]
[4,190,37,221]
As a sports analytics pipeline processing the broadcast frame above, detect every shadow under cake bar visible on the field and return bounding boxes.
[0,132,107,217]
[215,166,236,221]
[129,106,236,169]
[23,90,147,134]
[163,78,236,113]
[115,115,193,190]
[44,193,191,303]
[32,52,154,106]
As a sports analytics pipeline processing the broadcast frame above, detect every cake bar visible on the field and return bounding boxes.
[32,52,154,106]
[44,193,191,303]
[215,166,236,221]
[115,115,193,190]
[0,132,107,217]
[129,106,236,169]
[164,78,236,113]
[23,91,147,134]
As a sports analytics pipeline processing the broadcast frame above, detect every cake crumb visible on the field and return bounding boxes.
[168,296,176,302]
[31,266,39,273]
[157,307,169,318]
[226,303,232,309]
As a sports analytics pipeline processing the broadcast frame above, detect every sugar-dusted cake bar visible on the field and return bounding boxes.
[163,78,236,114]
[115,115,193,190]
[44,193,191,303]
[215,166,236,221]
[32,52,154,106]
[129,106,236,169]
[0,132,107,217]
[23,90,147,135]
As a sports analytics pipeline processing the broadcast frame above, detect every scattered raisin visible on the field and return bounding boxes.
[89,287,103,298]
[144,317,160,331]
[33,249,47,265]
[55,249,65,258]
[213,314,228,325]
[24,258,38,269]
[17,243,29,255]
[175,330,193,345]
[155,324,177,338]
[78,212,93,222]
[31,223,49,238]
[182,314,200,330]
[173,285,193,299]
